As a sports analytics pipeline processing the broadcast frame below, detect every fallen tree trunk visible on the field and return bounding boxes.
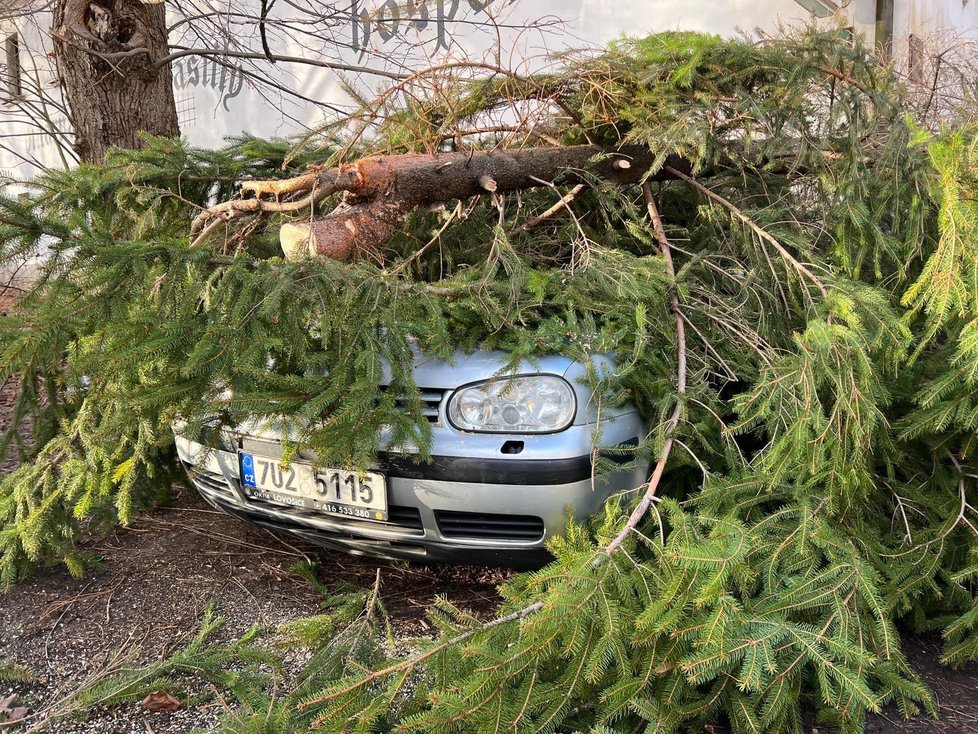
[192,144,692,260]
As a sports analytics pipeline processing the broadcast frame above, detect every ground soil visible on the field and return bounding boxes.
[0,287,976,732]
[0,484,511,733]
[865,638,978,734]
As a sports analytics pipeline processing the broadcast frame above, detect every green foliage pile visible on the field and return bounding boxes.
[3,27,978,732]
[68,604,278,712]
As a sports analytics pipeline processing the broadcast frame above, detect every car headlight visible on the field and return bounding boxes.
[447,375,577,433]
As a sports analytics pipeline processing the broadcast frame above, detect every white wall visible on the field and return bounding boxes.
[891,0,978,65]
[2,0,966,184]
[844,0,880,43]
[139,0,833,151]
[896,0,978,38]
[0,8,71,182]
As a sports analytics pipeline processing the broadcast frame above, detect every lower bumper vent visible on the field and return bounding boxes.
[434,510,544,541]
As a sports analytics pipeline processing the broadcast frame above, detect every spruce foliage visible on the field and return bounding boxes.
[2,27,978,731]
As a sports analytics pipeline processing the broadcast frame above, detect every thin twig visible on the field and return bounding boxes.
[391,201,465,276]
[945,452,978,540]
[882,453,978,559]
[520,183,586,231]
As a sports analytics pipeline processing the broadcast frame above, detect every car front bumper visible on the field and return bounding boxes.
[174,423,648,567]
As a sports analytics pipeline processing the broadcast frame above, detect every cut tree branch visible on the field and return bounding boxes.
[192,145,692,259]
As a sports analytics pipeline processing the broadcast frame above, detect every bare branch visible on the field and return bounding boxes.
[151,47,408,80]
[605,183,687,554]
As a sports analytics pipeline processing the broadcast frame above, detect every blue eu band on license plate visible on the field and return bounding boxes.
[238,452,388,521]
[240,453,258,488]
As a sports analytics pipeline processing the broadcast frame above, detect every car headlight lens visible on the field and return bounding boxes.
[447,375,577,433]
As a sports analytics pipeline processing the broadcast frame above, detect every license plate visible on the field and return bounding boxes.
[238,452,388,521]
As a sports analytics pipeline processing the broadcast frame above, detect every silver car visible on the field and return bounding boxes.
[174,348,648,567]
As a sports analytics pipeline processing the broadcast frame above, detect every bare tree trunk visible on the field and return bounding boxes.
[52,0,179,163]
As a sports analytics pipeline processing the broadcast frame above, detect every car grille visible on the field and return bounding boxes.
[434,510,545,541]
[386,506,425,530]
[181,461,424,535]
[393,388,445,423]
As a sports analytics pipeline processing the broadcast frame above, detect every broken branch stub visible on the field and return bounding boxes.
[280,201,402,261]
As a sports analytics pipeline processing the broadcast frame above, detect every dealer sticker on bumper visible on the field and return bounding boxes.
[238,452,388,521]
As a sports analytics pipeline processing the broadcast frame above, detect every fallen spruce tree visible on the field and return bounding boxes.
[2,27,978,732]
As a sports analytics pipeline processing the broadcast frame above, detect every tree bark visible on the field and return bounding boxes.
[283,146,690,260]
[52,0,179,163]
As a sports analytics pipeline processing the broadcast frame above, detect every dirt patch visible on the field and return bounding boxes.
[865,636,978,734]
[0,485,510,733]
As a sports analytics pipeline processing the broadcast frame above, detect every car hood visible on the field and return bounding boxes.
[383,346,579,389]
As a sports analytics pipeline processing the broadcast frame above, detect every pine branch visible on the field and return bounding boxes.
[300,601,545,721]
[664,165,829,302]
